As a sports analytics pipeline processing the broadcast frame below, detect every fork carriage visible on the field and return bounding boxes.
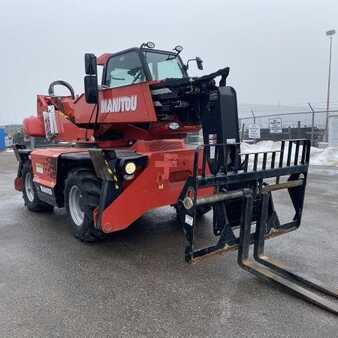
[177,140,338,315]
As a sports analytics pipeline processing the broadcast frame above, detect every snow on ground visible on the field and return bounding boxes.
[241,141,338,167]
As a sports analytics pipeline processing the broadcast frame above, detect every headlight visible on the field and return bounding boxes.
[125,162,136,175]
[169,122,180,130]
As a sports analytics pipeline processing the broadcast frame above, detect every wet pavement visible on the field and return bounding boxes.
[0,151,337,337]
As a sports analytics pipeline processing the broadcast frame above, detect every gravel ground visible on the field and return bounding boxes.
[0,151,337,337]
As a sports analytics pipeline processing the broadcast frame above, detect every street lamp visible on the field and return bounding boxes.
[324,29,336,142]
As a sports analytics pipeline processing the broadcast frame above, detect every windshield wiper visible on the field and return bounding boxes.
[132,69,143,83]
[166,54,177,61]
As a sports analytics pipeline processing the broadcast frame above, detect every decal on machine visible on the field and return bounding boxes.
[36,163,44,174]
[100,95,138,113]
[39,185,53,195]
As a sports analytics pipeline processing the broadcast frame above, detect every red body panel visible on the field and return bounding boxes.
[56,114,93,142]
[23,116,45,137]
[97,53,112,66]
[31,147,88,188]
[26,80,199,143]
[100,141,198,232]
[23,95,93,142]
[15,177,23,191]
[72,83,157,125]
[26,140,211,234]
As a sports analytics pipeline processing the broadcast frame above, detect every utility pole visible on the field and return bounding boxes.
[324,29,336,142]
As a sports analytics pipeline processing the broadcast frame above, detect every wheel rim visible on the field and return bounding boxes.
[69,185,84,226]
[25,172,35,202]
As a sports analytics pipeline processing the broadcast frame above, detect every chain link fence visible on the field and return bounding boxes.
[239,104,338,146]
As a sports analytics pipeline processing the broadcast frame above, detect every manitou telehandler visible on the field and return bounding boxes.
[13,42,337,314]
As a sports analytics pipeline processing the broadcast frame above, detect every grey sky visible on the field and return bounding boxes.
[0,0,337,124]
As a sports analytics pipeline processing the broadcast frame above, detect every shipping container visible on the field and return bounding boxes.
[0,128,5,151]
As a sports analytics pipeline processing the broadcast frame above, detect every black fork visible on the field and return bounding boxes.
[238,190,338,315]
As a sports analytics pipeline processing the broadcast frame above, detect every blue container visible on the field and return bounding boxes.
[0,128,5,151]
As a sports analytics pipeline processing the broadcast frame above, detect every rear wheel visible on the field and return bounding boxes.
[22,162,54,212]
[65,169,106,242]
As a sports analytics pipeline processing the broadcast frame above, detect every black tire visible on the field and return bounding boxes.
[65,169,106,242]
[22,162,54,212]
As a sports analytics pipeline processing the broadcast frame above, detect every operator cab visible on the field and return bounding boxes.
[100,43,197,89]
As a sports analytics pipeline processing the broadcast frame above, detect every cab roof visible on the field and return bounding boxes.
[96,47,178,66]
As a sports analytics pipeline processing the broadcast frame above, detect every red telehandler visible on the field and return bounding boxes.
[13,42,337,314]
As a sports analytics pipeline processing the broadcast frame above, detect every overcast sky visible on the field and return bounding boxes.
[0,0,337,124]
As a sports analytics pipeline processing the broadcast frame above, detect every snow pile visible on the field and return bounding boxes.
[241,140,281,154]
[241,141,338,167]
[310,146,338,167]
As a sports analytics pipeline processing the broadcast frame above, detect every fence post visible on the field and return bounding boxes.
[241,123,245,141]
[297,121,301,138]
[307,102,315,145]
[288,126,291,139]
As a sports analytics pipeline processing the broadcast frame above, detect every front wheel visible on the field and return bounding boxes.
[22,162,54,212]
[65,169,106,242]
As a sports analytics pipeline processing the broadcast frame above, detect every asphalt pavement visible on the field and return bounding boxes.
[0,151,337,337]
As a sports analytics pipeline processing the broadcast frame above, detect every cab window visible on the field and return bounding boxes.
[105,51,145,88]
[144,51,185,80]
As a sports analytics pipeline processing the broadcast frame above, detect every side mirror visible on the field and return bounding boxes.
[196,57,203,70]
[85,53,97,75]
[185,57,204,71]
[84,53,98,104]
[84,75,98,104]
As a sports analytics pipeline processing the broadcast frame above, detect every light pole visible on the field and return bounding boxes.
[324,29,336,142]
[251,109,256,123]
